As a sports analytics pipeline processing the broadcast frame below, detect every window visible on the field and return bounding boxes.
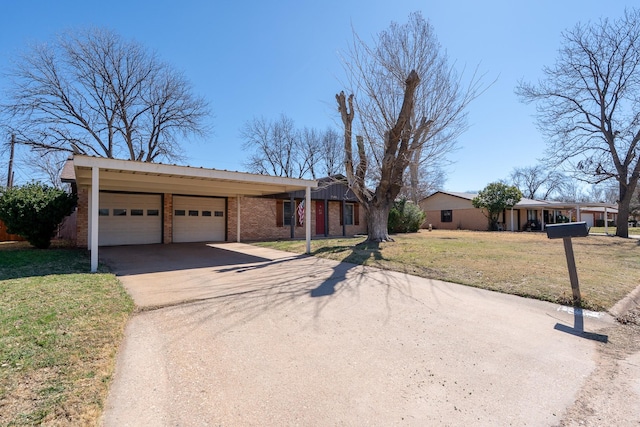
[114,209,127,216]
[131,209,143,216]
[202,210,212,217]
[147,209,159,216]
[188,210,199,216]
[340,202,359,226]
[527,210,537,220]
[441,210,453,223]
[344,203,354,225]
[175,210,185,216]
[98,208,109,216]
[277,200,301,227]
[283,201,293,226]
[214,211,224,217]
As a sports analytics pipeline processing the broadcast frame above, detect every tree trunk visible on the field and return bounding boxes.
[366,203,393,242]
[616,180,632,238]
[409,146,421,203]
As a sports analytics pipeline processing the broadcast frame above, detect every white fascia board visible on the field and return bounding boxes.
[72,155,318,189]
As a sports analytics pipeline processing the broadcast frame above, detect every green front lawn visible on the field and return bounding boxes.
[0,242,134,426]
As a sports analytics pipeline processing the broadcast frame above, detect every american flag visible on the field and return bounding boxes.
[297,200,305,226]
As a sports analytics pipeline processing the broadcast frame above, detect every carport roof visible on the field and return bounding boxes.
[69,155,318,197]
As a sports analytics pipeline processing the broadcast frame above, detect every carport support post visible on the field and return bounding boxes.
[90,166,99,273]
[562,236,581,304]
[305,186,311,254]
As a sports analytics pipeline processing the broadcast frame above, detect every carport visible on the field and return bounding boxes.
[70,155,318,272]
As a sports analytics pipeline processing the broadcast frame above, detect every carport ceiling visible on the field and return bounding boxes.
[72,155,318,197]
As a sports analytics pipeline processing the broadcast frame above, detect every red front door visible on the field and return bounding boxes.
[315,200,325,235]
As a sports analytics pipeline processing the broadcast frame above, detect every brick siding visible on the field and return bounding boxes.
[163,193,173,243]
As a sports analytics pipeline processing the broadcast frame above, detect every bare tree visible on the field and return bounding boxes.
[320,127,344,177]
[400,164,446,202]
[241,115,343,179]
[2,28,209,163]
[552,180,590,203]
[20,151,69,188]
[0,144,7,188]
[337,12,486,241]
[509,165,565,200]
[517,9,640,237]
[588,182,618,204]
[299,127,321,179]
[241,114,308,178]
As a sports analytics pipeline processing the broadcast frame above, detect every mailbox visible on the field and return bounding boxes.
[546,222,589,239]
[546,221,589,304]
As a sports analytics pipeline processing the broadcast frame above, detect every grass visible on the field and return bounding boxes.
[0,241,134,426]
[589,226,640,235]
[254,230,640,311]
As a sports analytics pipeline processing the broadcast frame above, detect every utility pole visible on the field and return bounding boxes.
[6,134,15,188]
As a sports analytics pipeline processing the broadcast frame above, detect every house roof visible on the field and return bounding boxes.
[271,175,360,202]
[68,155,318,197]
[60,156,76,183]
[423,190,617,211]
[424,190,543,206]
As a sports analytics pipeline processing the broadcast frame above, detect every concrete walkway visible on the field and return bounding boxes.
[100,243,618,426]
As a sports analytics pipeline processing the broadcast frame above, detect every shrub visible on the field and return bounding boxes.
[472,182,522,231]
[388,198,426,233]
[0,183,77,249]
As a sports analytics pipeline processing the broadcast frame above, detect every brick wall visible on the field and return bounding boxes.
[228,197,292,241]
[423,208,488,231]
[163,193,173,243]
[228,197,367,242]
[327,201,367,236]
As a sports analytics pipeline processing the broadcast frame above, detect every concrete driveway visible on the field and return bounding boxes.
[100,243,618,426]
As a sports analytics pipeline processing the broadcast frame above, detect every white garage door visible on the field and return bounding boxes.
[581,213,594,228]
[98,192,162,246]
[173,196,225,243]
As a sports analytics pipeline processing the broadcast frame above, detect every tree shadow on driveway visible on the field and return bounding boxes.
[310,240,384,297]
[144,240,434,347]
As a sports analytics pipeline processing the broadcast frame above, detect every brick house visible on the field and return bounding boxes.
[62,156,367,271]
[420,191,617,231]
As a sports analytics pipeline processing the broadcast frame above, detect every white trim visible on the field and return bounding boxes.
[73,155,317,189]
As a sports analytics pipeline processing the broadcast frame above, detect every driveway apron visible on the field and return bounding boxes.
[100,243,616,426]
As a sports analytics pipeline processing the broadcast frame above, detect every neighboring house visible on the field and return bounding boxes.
[579,206,618,227]
[420,191,618,231]
[419,191,488,231]
[61,156,367,251]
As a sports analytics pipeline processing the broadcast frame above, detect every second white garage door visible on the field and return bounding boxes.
[173,196,226,242]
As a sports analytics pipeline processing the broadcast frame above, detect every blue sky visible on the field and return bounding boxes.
[0,0,632,191]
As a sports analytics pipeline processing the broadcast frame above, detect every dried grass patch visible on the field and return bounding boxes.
[255,230,640,311]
